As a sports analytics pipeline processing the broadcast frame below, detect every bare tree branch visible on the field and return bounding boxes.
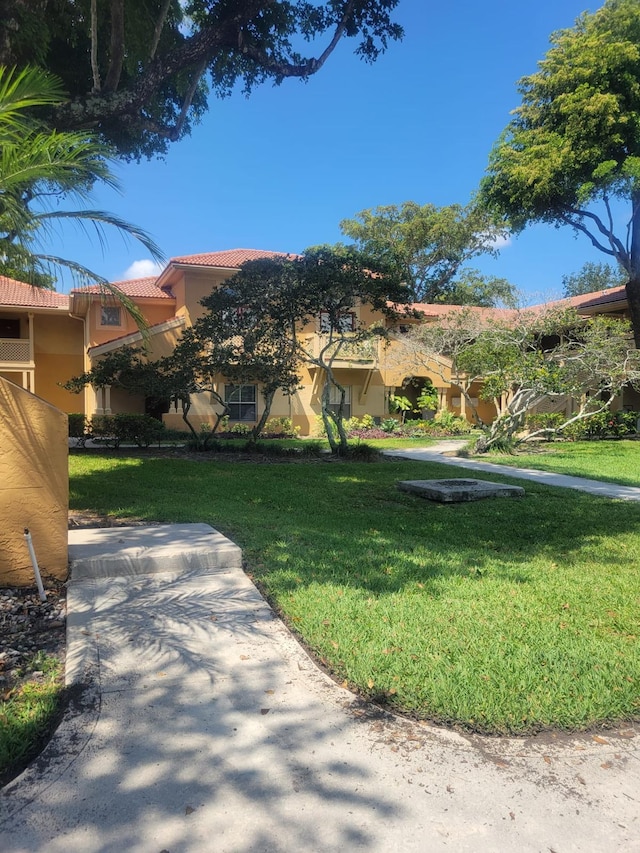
[149,0,173,61]
[104,0,125,93]
[90,0,101,93]
[166,58,207,141]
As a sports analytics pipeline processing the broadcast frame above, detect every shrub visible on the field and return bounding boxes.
[230,422,251,435]
[90,414,166,447]
[561,410,639,441]
[349,428,390,440]
[431,410,471,435]
[68,413,88,439]
[261,417,300,438]
[381,417,400,433]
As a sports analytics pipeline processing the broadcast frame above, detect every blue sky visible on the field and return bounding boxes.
[48,0,606,301]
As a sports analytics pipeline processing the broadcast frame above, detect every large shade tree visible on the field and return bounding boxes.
[479,0,640,345]
[340,201,514,305]
[0,65,163,310]
[0,0,402,160]
[181,262,303,441]
[193,245,407,453]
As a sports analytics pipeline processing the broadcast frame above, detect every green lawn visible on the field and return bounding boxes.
[0,654,65,786]
[480,440,640,487]
[69,454,640,734]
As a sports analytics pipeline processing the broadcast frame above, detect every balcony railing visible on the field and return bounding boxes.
[306,334,379,366]
[0,338,32,365]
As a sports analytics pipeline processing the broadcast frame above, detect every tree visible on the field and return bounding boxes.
[562,261,627,298]
[340,201,512,305]
[0,66,163,310]
[64,344,228,447]
[479,0,640,345]
[191,245,407,453]
[0,1,402,160]
[447,268,519,308]
[184,259,302,440]
[397,306,640,452]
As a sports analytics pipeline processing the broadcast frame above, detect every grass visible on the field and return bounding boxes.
[0,653,65,786]
[480,440,640,487]
[69,454,640,735]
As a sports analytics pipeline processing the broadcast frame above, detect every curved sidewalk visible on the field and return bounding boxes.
[384,443,640,501]
[1,523,639,852]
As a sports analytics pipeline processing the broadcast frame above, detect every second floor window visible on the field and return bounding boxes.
[100,306,122,327]
[319,311,355,334]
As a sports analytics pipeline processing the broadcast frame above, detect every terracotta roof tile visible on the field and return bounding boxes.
[568,285,627,309]
[0,275,69,308]
[169,248,298,268]
[71,277,173,299]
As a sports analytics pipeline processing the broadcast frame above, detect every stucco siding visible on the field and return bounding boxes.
[0,377,68,586]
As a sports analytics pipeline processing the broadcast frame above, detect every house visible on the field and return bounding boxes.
[0,276,84,412]
[1,255,637,434]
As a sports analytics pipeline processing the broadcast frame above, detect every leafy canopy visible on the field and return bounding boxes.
[194,244,407,451]
[480,0,640,342]
[0,1,402,159]
[399,305,640,451]
[0,66,163,301]
[340,201,514,305]
[562,261,627,298]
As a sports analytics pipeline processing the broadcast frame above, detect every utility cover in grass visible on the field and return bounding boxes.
[398,478,525,503]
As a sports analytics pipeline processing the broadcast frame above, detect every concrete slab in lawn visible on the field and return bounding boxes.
[398,478,525,502]
[68,523,242,580]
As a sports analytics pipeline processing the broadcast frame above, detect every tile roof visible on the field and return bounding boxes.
[0,275,69,308]
[169,249,298,268]
[568,285,627,310]
[392,302,515,321]
[71,277,173,299]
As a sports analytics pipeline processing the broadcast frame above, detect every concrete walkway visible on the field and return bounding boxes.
[1,521,639,852]
[385,441,640,501]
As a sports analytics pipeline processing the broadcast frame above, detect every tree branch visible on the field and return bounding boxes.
[149,0,173,61]
[90,0,101,93]
[168,58,208,142]
[51,1,370,134]
[559,212,619,261]
[565,204,628,261]
[104,0,125,94]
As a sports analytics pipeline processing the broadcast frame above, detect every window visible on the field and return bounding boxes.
[0,318,20,339]
[225,384,257,421]
[319,311,355,333]
[327,384,351,419]
[100,306,122,327]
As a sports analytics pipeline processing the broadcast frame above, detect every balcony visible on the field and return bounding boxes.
[0,337,33,368]
[305,334,379,368]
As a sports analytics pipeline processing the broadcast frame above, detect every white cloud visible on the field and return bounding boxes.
[484,233,512,251]
[121,259,164,280]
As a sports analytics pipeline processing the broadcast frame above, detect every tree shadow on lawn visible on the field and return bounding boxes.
[68,457,640,599]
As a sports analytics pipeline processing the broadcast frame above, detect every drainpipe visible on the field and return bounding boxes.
[24,528,47,602]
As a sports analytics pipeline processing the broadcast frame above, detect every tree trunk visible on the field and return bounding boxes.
[251,388,275,441]
[627,190,640,349]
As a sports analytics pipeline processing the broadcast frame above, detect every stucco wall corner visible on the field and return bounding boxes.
[0,377,69,586]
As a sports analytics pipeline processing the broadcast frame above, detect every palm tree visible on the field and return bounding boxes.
[0,66,164,321]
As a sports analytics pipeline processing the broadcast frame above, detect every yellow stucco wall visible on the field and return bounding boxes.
[181,269,229,323]
[0,377,68,586]
[34,313,85,412]
[87,299,176,348]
